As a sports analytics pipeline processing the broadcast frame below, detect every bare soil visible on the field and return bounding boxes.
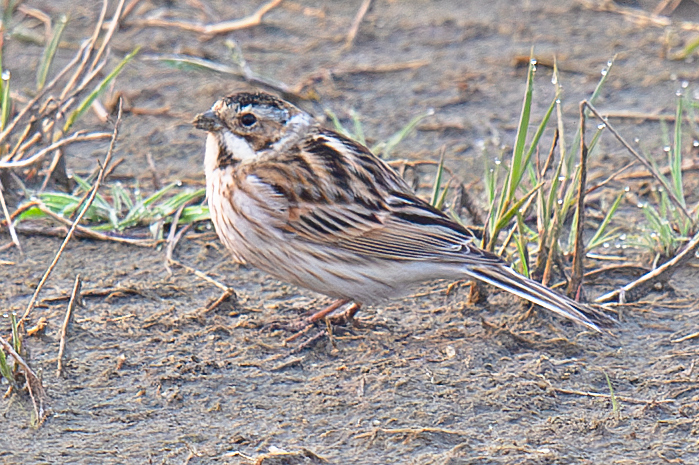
[2,0,699,463]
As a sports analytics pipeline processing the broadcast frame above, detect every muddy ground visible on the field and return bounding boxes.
[2,0,699,463]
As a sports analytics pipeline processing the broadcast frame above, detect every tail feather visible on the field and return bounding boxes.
[467,265,614,333]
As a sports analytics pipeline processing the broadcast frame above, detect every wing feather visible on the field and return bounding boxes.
[238,129,504,267]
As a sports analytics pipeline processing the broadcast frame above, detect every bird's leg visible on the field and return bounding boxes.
[306,298,351,323]
[326,302,362,326]
[283,298,351,343]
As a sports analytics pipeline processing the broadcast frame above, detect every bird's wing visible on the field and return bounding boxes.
[293,190,504,265]
[241,134,504,266]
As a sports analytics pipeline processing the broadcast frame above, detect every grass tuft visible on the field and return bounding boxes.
[633,93,697,262]
[17,181,208,238]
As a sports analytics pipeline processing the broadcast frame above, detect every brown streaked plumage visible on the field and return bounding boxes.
[193,91,614,332]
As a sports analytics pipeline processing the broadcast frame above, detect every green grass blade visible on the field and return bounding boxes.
[507,60,536,201]
[0,347,13,384]
[641,203,663,232]
[179,205,210,223]
[145,54,239,74]
[36,191,105,225]
[324,109,353,139]
[489,56,537,247]
[64,46,140,132]
[430,150,445,207]
[485,160,499,205]
[154,188,206,218]
[118,183,178,229]
[506,57,536,201]
[671,35,699,60]
[141,182,178,207]
[671,96,685,207]
[373,109,434,158]
[118,184,134,210]
[36,14,67,91]
[1,70,10,132]
[350,109,366,145]
[588,57,615,108]
[434,182,450,211]
[10,313,20,354]
[515,212,530,277]
[14,205,48,221]
[562,166,582,251]
[604,372,619,414]
[494,181,544,232]
[586,190,624,251]
[37,192,80,211]
[522,94,557,181]
[2,0,18,33]
[71,174,117,224]
[544,157,565,229]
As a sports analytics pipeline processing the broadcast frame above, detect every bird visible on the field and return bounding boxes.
[193,91,612,333]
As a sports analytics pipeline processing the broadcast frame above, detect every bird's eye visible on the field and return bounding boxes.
[240,113,257,127]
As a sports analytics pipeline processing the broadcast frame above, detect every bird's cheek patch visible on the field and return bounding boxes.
[222,131,257,161]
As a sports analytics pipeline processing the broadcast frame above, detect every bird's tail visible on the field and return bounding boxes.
[466,265,615,333]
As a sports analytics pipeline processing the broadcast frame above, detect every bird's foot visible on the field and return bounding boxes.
[284,302,362,344]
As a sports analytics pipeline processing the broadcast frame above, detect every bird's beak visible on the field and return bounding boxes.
[193,110,223,131]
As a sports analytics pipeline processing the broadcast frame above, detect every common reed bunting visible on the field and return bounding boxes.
[194,92,612,333]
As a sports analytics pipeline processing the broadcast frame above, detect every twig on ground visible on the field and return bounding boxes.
[0,132,112,169]
[0,178,22,255]
[225,448,327,464]
[344,0,372,50]
[121,0,143,21]
[553,386,675,405]
[58,0,112,102]
[595,229,699,304]
[130,0,283,38]
[321,60,430,77]
[15,212,158,247]
[202,288,237,315]
[353,427,469,440]
[585,159,635,195]
[582,0,672,27]
[654,0,683,16]
[568,102,589,297]
[38,148,66,192]
[91,0,126,72]
[40,285,144,303]
[167,257,230,292]
[581,264,649,280]
[142,53,305,101]
[146,152,161,189]
[672,331,699,343]
[617,158,699,181]
[603,110,699,123]
[19,100,123,325]
[582,0,699,32]
[17,5,51,34]
[56,275,82,377]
